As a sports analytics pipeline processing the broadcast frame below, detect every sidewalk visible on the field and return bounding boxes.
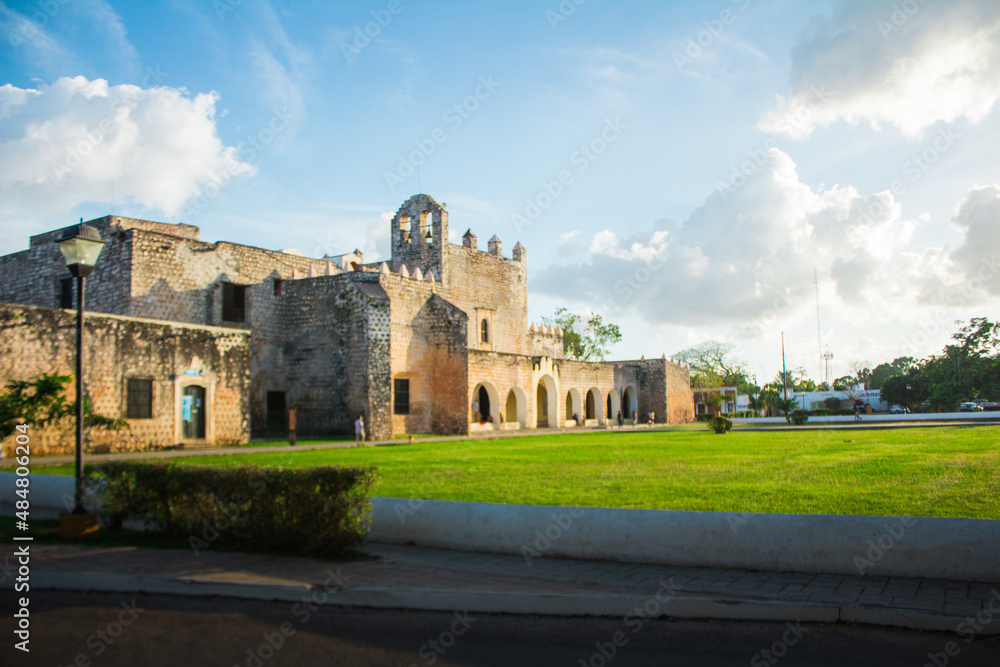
[12,540,999,635]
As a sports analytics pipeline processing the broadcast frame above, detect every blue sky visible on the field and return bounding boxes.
[2,0,999,384]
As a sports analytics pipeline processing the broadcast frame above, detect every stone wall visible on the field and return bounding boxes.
[249,274,392,441]
[665,357,696,425]
[382,273,468,436]
[0,303,250,455]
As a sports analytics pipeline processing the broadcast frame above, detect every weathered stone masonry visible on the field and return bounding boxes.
[0,194,694,448]
[0,302,249,454]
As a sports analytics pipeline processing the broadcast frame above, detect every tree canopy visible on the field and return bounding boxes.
[542,308,622,361]
[672,341,751,391]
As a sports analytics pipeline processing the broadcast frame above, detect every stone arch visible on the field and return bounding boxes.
[622,385,638,421]
[535,374,558,428]
[472,381,500,424]
[606,388,621,423]
[586,387,603,424]
[565,388,582,424]
[504,386,527,427]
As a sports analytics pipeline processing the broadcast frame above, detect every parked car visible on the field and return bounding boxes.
[889,405,909,414]
[958,402,984,412]
[981,402,1000,412]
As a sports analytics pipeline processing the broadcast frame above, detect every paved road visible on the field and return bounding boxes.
[3,590,1000,667]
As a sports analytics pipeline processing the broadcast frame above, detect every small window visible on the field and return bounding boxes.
[422,212,433,244]
[481,319,489,344]
[59,277,74,308]
[394,378,410,415]
[126,378,153,419]
[273,279,283,296]
[222,282,247,322]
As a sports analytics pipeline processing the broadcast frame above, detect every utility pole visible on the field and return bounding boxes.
[814,270,822,383]
[781,331,788,400]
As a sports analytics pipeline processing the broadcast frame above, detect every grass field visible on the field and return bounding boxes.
[32,426,1000,518]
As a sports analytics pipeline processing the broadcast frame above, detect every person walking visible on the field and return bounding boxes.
[617,410,623,429]
[853,404,861,422]
[355,415,365,445]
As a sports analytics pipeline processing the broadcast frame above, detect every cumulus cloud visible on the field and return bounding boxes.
[949,185,1000,298]
[0,76,253,225]
[534,148,988,336]
[759,0,1000,138]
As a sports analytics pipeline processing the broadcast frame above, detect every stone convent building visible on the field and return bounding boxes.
[0,194,694,448]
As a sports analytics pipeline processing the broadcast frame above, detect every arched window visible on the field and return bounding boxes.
[481,319,489,343]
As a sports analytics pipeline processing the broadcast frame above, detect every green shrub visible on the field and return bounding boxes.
[695,413,712,422]
[812,409,832,417]
[824,397,841,411]
[85,461,379,558]
[706,415,732,434]
[790,409,810,425]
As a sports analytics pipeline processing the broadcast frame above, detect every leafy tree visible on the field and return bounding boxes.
[771,396,799,421]
[542,308,622,361]
[869,357,918,391]
[0,373,71,440]
[832,375,855,391]
[922,318,1000,407]
[849,361,873,390]
[1,373,127,441]
[673,341,748,389]
[880,369,930,411]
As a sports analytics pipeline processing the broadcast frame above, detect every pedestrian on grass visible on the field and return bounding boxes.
[854,404,861,422]
[355,415,365,445]
[617,410,623,428]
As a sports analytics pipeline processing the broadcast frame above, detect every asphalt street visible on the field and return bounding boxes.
[4,591,1000,667]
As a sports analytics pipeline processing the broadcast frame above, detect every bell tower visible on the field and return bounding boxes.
[390,194,448,279]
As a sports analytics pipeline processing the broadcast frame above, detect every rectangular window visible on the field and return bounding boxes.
[273,279,283,296]
[59,277,74,308]
[222,282,247,322]
[394,378,410,415]
[126,378,153,419]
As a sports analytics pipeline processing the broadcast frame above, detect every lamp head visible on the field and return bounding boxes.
[57,224,105,278]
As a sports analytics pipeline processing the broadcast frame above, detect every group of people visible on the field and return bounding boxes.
[614,410,656,428]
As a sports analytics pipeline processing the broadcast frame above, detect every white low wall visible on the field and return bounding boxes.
[731,411,999,424]
[370,497,1000,583]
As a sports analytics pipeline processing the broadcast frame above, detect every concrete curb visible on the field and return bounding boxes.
[371,498,1000,583]
[17,571,995,635]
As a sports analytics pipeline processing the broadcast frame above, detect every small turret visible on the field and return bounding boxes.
[512,241,525,262]
[488,234,502,256]
[462,229,477,249]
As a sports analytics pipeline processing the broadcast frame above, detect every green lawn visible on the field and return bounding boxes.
[32,426,1000,519]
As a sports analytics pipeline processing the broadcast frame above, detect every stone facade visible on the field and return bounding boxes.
[0,194,694,445]
[0,303,249,455]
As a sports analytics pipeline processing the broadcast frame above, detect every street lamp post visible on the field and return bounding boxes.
[57,223,105,515]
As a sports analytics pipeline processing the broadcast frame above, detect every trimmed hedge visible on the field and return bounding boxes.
[84,461,379,558]
[706,415,732,434]
[790,409,809,425]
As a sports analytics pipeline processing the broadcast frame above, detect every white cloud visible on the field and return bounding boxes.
[534,148,988,336]
[0,76,253,227]
[949,185,1000,299]
[759,0,1000,138]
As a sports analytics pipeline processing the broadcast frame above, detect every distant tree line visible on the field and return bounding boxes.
[671,317,1000,414]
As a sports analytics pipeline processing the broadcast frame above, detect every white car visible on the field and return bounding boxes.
[889,405,908,414]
